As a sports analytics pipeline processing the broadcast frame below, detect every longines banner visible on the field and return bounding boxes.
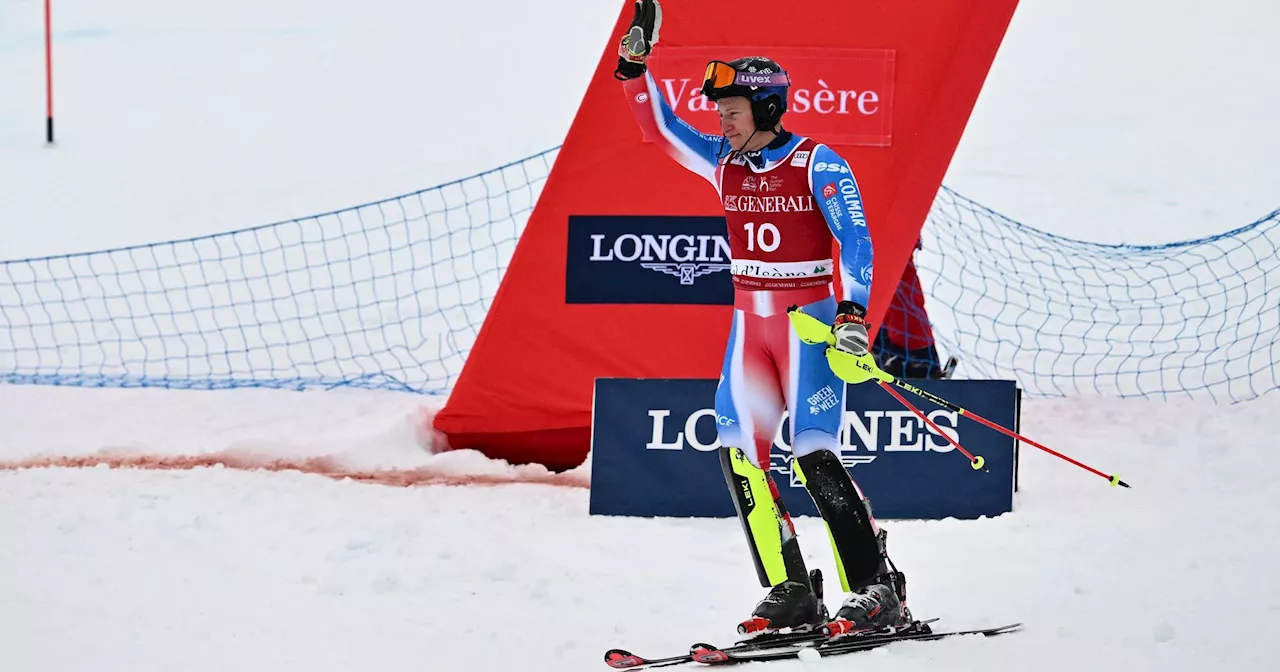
[589,378,1019,520]
[645,47,896,147]
[565,215,733,305]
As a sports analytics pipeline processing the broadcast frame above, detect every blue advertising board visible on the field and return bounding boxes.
[589,378,1019,520]
[565,215,734,305]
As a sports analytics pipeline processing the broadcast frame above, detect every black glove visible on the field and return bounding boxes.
[614,0,663,80]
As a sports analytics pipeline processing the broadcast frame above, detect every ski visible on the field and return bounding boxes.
[602,618,942,669]
[603,628,829,670]
[704,622,1023,664]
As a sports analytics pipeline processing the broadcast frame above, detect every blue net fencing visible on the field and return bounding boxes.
[913,188,1280,403]
[0,149,558,395]
[1,147,1277,402]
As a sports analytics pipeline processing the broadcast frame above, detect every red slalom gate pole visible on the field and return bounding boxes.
[45,0,55,144]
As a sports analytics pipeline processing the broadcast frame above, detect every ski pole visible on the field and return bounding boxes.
[875,377,987,472]
[886,375,1129,488]
[786,306,1130,488]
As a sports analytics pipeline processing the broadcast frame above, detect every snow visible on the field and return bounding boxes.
[3,393,1279,671]
[2,0,1279,670]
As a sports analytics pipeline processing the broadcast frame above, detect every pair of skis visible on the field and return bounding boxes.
[604,618,1022,668]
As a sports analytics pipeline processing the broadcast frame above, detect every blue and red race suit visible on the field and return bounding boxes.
[623,72,877,472]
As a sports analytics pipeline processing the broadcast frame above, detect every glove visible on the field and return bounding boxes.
[614,0,663,80]
[832,300,871,356]
[787,303,888,386]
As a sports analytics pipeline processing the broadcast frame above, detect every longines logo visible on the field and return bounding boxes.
[645,404,963,483]
[566,215,734,305]
[588,233,731,286]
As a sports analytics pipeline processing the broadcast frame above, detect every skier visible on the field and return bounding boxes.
[613,0,914,638]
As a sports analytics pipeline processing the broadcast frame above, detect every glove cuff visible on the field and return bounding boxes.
[614,58,647,80]
[836,300,867,318]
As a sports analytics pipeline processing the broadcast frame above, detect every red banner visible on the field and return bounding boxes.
[433,0,1021,471]
[647,47,896,146]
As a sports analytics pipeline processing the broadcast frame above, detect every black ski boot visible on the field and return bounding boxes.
[739,569,830,636]
[823,532,916,639]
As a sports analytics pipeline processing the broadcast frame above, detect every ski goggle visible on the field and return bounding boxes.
[701,61,791,96]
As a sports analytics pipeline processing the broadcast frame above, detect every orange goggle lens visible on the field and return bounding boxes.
[702,61,739,90]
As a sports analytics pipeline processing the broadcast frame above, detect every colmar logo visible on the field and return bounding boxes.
[838,177,868,229]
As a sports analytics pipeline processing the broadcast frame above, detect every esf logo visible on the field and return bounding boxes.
[646,407,961,464]
[589,233,731,286]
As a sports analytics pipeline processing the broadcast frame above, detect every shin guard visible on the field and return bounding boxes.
[720,446,809,589]
[793,449,883,592]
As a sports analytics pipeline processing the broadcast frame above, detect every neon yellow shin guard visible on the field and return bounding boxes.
[719,447,808,588]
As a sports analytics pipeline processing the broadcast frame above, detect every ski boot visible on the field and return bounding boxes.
[738,568,830,636]
[822,531,922,640]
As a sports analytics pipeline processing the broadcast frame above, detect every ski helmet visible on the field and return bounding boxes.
[700,56,791,131]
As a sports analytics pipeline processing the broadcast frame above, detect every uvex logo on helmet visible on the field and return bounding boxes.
[738,73,775,86]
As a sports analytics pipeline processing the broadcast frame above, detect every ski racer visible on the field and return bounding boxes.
[612,0,916,638]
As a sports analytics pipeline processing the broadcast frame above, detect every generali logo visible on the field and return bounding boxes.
[646,46,896,147]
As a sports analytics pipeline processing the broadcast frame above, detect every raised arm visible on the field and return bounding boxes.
[621,73,727,187]
[612,0,725,189]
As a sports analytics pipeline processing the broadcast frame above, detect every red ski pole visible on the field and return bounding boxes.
[784,305,1129,488]
[887,377,1130,488]
[876,380,987,472]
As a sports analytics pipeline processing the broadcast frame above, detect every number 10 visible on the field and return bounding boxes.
[744,221,780,252]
